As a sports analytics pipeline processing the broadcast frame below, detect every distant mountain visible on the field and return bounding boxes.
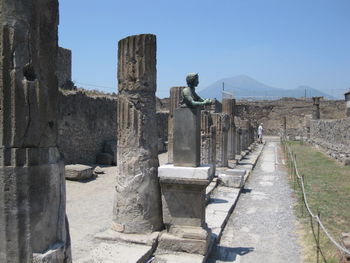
[198,75,334,100]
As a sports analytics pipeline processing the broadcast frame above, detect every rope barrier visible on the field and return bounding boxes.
[282,137,350,256]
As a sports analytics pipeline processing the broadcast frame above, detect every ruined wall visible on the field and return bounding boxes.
[57,47,72,88]
[57,90,117,164]
[236,98,345,136]
[309,118,350,164]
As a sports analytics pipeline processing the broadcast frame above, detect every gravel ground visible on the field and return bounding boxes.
[208,137,302,263]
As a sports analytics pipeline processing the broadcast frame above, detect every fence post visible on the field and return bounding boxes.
[317,211,320,263]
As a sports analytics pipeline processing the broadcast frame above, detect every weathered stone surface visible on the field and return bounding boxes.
[158,232,211,255]
[235,98,345,137]
[309,118,350,164]
[312,96,322,120]
[345,91,350,117]
[57,47,72,89]
[65,164,93,181]
[173,107,201,167]
[211,113,229,167]
[113,34,163,233]
[159,164,213,181]
[218,170,245,188]
[222,99,236,160]
[168,87,184,163]
[200,111,216,172]
[93,166,104,174]
[0,1,71,261]
[96,152,113,165]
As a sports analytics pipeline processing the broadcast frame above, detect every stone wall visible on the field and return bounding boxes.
[57,47,72,88]
[309,118,350,164]
[236,98,345,136]
[57,90,117,164]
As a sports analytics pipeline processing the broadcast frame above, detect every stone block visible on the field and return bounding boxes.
[158,232,211,255]
[158,164,213,181]
[218,172,245,188]
[65,164,94,180]
[96,153,113,165]
[173,107,201,167]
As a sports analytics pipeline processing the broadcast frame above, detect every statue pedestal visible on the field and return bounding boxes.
[158,164,213,255]
[173,107,201,167]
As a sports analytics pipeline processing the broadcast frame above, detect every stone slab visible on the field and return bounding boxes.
[76,242,154,263]
[158,164,213,181]
[65,164,93,181]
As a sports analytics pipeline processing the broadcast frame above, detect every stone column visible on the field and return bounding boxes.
[345,91,350,117]
[312,97,322,119]
[200,111,216,169]
[240,120,250,151]
[113,34,163,233]
[236,128,242,157]
[0,1,71,262]
[281,116,287,137]
[168,86,184,163]
[212,113,229,167]
[222,99,236,160]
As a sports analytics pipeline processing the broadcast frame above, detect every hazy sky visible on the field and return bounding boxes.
[59,0,350,98]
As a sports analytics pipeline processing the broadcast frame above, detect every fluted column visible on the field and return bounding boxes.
[113,34,163,233]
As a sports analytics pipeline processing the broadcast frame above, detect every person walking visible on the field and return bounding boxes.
[258,123,264,143]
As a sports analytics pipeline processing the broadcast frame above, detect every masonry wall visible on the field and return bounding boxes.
[57,47,72,88]
[309,118,350,164]
[58,90,117,164]
[236,98,345,136]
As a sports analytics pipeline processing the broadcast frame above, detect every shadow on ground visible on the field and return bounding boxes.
[208,245,254,262]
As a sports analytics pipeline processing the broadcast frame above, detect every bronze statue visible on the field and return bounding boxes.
[181,73,212,107]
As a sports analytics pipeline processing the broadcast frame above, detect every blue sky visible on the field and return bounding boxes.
[59,0,350,98]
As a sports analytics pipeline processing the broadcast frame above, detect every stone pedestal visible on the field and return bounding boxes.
[173,107,201,167]
[158,164,213,255]
[345,91,350,118]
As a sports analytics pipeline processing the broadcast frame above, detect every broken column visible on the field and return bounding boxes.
[345,91,350,117]
[212,113,229,167]
[158,105,213,255]
[0,1,71,262]
[312,97,322,119]
[168,86,184,163]
[113,34,163,233]
[222,99,236,160]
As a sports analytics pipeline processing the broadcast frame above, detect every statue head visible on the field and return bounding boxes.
[186,73,199,88]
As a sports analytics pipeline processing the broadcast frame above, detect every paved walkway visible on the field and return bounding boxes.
[209,137,302,263]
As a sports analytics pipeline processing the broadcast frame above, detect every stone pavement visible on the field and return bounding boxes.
[208,136,302,263]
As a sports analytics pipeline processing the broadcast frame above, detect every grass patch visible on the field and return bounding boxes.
[285,141,350,263]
